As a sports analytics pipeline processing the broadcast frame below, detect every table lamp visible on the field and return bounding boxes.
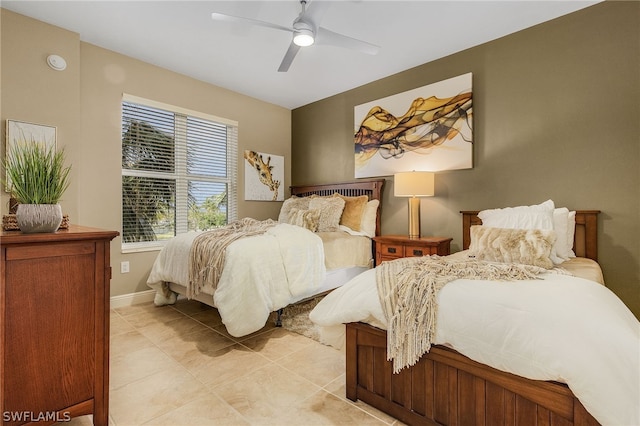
[394,171,435,239]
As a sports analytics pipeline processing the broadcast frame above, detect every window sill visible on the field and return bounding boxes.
[121,244,164,254]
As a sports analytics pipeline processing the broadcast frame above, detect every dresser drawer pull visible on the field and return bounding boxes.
[387,247,397,254]
[413,249,423,256]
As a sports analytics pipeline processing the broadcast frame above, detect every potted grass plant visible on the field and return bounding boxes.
[3,141,71,233]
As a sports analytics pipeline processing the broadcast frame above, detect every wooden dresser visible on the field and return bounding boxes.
[373,235,452,265]
[0,225,118,426]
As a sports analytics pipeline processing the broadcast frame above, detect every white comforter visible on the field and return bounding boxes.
[147,223,326,337]
[310,259,640,426]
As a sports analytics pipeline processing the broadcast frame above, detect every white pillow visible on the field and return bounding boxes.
[552,207,573,262]
[478,200,578,264]
[478,200,555,230]
[340,199,379,238]
[567,210,576,257]
[478,200,573,264]
[360,199,379,237]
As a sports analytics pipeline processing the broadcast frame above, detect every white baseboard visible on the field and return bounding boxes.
[110,289,156,309]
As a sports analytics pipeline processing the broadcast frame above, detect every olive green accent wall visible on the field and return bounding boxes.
[1,9,291,298]
[292,2,640,318]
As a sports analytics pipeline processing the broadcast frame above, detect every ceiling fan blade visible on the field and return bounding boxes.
[278,42,302,72]
[316,27,380,55]
[211,12,292,33]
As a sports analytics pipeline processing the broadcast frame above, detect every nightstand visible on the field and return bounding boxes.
[373,235,452,265]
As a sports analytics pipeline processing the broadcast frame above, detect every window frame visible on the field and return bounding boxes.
[121,94,238,252]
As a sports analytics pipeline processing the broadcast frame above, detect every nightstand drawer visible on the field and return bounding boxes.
[380,243,404,258]
[373,235,453,266]
[405,245,429,257]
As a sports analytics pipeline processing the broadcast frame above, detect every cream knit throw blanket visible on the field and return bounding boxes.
[376,255,554,373]
[188,218,277,298]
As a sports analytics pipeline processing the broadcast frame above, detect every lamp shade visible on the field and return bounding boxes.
[394,171,435,197]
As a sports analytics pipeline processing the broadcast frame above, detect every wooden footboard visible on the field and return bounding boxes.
[346,322,600,426]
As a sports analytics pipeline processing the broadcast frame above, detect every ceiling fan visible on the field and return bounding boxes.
[211,0,380,72]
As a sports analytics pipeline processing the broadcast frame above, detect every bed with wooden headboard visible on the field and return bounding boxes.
[147,179,385,335]
[343,210,605,426]
[310,210,640,425]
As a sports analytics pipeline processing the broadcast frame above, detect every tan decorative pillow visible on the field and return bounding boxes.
[332,193,368,231]
[278,196,311,223]
[308,196,345,232]
[468,225,556,269]
[287,208,320,232]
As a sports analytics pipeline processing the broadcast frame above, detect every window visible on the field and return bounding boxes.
[121,94,237,251]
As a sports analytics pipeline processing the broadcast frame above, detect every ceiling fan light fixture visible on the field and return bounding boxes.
[293,29,314,47]
[293,21,314,47]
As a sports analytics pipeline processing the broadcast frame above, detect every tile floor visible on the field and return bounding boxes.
[64,299,405,426]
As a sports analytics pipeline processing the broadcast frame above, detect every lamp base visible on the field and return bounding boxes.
[407,197,421,239]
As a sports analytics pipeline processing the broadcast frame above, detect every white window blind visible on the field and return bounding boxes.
[121,95,237,250]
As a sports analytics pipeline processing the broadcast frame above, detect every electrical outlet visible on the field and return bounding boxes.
[120,261,130,274]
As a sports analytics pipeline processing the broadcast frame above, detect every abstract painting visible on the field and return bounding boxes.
[244,150,284,201]
[354,73,472,178]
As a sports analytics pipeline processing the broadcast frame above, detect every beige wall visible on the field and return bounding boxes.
[0,9,81,220]
[1,9,291,297]
[292,2,640,318]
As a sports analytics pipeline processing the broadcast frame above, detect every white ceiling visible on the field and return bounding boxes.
[2,0,601,110]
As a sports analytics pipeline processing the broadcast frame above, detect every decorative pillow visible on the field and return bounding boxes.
[332,193,368,231]
[278,196,311,223]
[308,196,345,232]
[287,208,320,232]
[468,225,556,269]
[339,199,380,238]
[478,200,555,230]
